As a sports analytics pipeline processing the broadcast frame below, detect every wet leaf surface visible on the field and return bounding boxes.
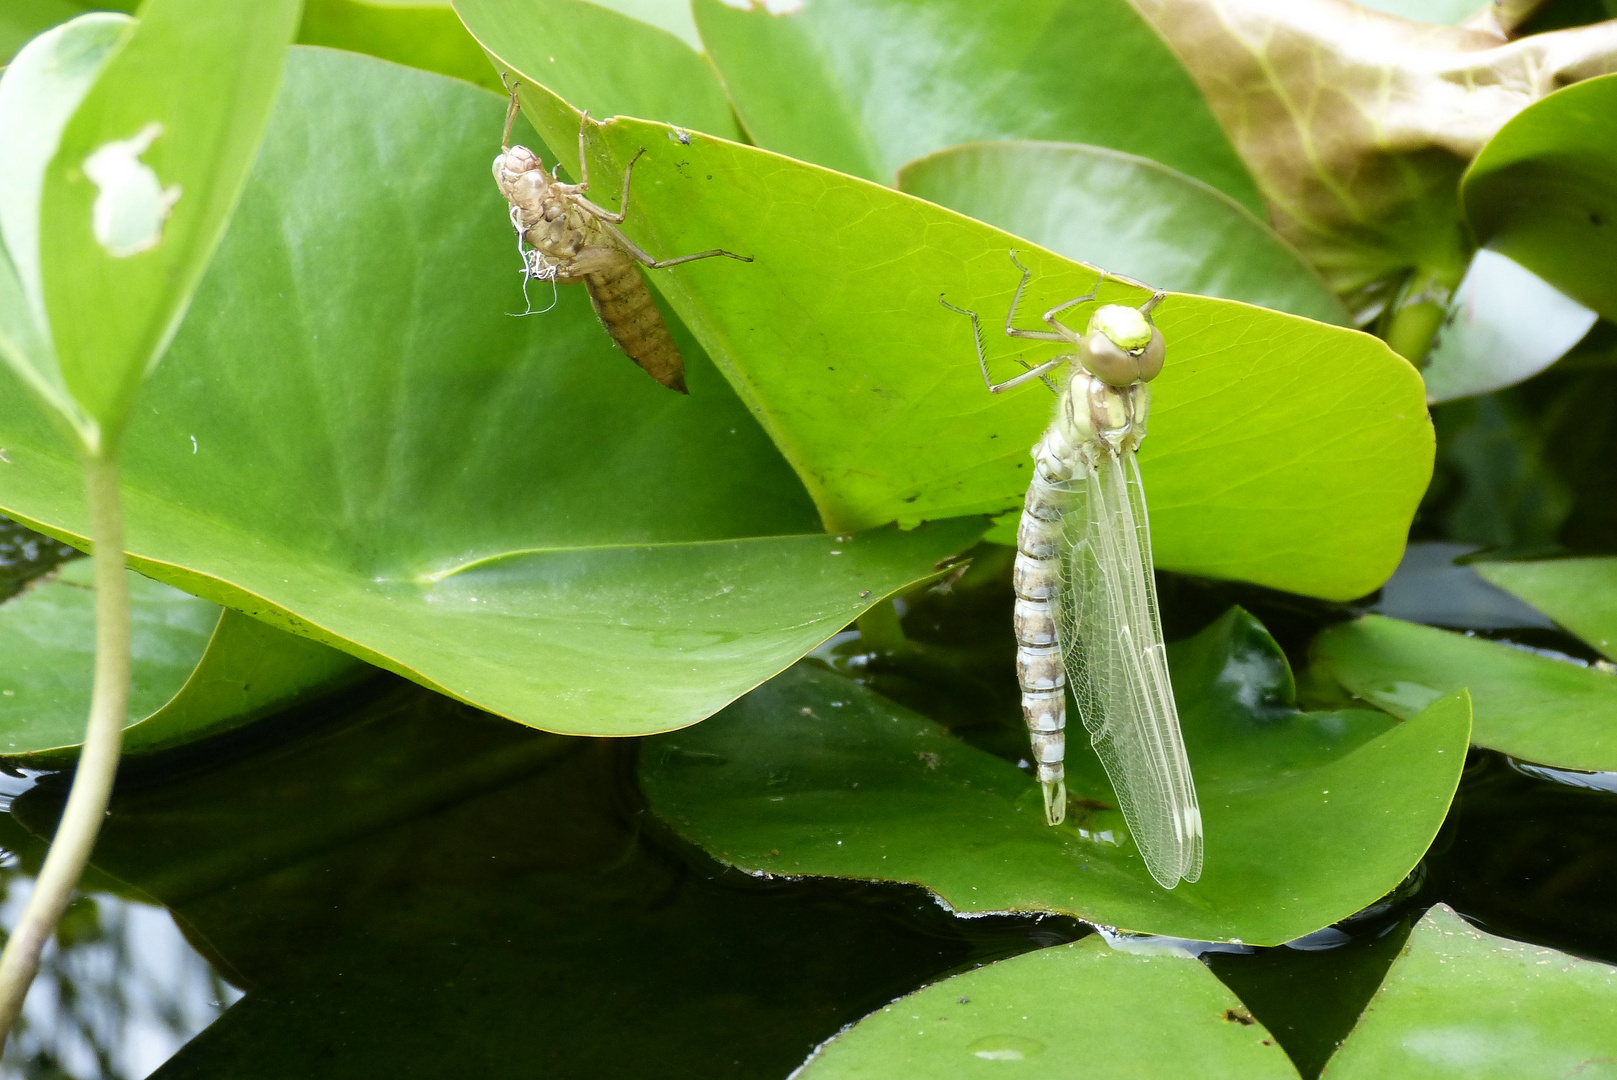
[896,141,1347,324]
[1463,73,1617,321]
[641,609,1471,945]
[793,935,1300,1080]
[1313,614,1617,771]
[687,0,1262,209]
[0,48,975,739]
[1321,904,1617,1079]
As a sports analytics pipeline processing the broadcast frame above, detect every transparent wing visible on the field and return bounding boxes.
[1056,449,1203,888]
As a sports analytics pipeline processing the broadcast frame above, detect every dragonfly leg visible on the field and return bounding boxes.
[940,295,1066,394]
[1040,270,1105,335]
[1003,251,1069,344]
[1138,289,1167,317]
[572,109,594,190]
[499,74,521,151]
[572,149,644,224]
[638,244,752,270]
[586,213,750,269]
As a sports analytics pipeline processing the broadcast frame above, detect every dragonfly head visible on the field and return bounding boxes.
[1079,303,1166,388]
[493,144,556,211]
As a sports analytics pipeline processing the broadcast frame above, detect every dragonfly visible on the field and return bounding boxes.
[492,81,751,393]
[941,253,1203,889]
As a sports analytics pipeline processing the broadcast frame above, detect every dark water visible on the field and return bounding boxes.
[0,516,81,604]
[1,487,1615,1079]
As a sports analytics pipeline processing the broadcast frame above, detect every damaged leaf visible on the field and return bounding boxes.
[1127,0,1617,320]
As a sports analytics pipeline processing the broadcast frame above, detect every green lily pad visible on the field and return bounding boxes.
[1463,73,1617,322]
[0,559,368,762]
[640,609,1472,944]
[896,141,1347,324]
[1312,614,1617,772]
[466,66,1433,600]
[687,0,1262,212]
[0,48,979,739]
[1322,905,1617,1080]
[793,935,1300,1080]
[1475,557,1617,661]
[454,0,741,150]
[299,0,506,92]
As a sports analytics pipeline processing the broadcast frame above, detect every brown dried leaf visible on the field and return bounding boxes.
[1128,0,1617,318]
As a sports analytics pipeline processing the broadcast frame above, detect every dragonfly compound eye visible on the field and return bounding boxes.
[1135,328,1166,382]
[1080,304,1160,387]
[1079,330,1141,387]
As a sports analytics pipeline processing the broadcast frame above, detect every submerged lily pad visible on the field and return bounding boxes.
[1475,557,1617,661]
[896,141,1346,324]
[641,609,1471,945]
[1312,614,1617,772]
[468,62,1433,601]
[0,48,978,739]
[0,559,367,762]
[1322,905,1617,1079]
[794,935,1299,1080]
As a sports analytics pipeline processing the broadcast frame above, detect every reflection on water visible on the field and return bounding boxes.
[0,518,81,606]
[0,876,240,1079]
[0,677,1069,1079]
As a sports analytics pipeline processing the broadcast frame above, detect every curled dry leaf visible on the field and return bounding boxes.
[1128,0,1617,320]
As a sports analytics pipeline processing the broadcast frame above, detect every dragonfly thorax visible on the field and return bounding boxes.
[1057,368,1150,459]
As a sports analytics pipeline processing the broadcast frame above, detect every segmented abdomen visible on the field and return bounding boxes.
[1013,425,1079,820]
[585,260,687,394]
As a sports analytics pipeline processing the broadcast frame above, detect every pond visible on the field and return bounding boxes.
[2,515,1613,1079]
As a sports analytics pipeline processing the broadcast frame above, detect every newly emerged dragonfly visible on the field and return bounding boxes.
[492,81,750,393]
[942,254,1203,889]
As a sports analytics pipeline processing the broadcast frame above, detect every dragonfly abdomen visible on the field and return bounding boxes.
[585,259,688,394]
[1013,430,1077,826]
